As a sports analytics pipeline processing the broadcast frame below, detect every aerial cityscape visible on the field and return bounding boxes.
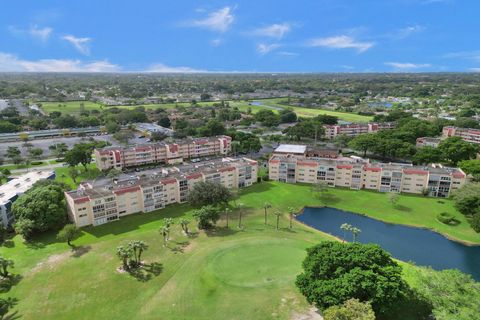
[1,1,480,319]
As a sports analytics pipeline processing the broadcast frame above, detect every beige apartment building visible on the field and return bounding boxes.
[65,157,257,227]
[442,126,480,144]
[269,153,466,198]
[95,135,232,170]
[323,122,396,139]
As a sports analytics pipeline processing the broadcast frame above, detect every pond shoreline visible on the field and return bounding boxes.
[296,205,480,247]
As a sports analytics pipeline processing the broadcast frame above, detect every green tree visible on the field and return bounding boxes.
[459,159,480,178]
[348,134,378,157]
[389,193,399,206]
[68,167,79,184]
[0,256,14,278]
[160,226,169,246]
[414,267,480,320]
[179,218,190,235]
[273,210,282,230]
[351,227,361,242]
[296,242,410,317]
[263,202,271,225]
[0,297,17,320]
[116,245,133,271]
[128,240,148,265]
[113,130,135,145]
[340,223,352,242]
[452,183,480,216]
[13,218,35,240]
[323,298,375,320]
[188,181,231,207]
[28,148,43,160]
[288,207,295,229]
[5,147,20,161]
[193,205,221,230]
[57,224,80,247]
[237,202,244,229]
[413,146,443,165]
[12,182,67,237]
[438,137,479,165]
[49,143,69,158]
[64,143,94,171]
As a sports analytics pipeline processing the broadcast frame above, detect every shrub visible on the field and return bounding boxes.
[471,213,480,232]
[436,212,461,226]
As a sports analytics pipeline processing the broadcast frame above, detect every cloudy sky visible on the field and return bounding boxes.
[1,0,479,72]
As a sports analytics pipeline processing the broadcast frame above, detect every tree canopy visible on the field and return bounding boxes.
[188,181,232,207]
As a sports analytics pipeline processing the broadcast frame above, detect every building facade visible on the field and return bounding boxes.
[442,126,480,144]
[269,154,466,198]
[0,171,56,227]
[323,122,396,139]
[416,137,442,148]
[95,135,232,170]
[65,157,257,227]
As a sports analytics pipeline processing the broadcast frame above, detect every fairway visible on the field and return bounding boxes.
[207,240,306,288]
[1,181,478,319]
[39,101,103,115]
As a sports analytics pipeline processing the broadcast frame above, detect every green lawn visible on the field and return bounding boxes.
[38,99,373,123]
[55,163,101,189]
[0,182,477,319]
[0,160,50,171]
[40,101,103,115]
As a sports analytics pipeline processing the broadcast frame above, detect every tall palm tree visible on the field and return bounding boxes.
[263,202,271,225]
[225,207,230,228]
[237,203,244,229]
[180,218,190,235]
[136,241,148,265]
[273,210,282,230]
[116,246,132,271]
[340,223,352,242]
[351,227,361,243]
[288,207,296,229]
[160,226,169,247]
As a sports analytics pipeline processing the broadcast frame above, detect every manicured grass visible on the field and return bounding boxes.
[40,101,103,115]
[55,163,101,189]
[0,182,476,319]
[0,160,49,171]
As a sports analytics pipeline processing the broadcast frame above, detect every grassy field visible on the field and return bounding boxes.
[40,101,103,115]
[55,163,101,189]
[0,181,477,319]
[38,98,373,123]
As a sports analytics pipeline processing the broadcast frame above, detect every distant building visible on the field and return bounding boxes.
[442,126,480,144]
[95,135,232,171]
[416,137,442,148]
[269,145,466,198]
[0,171,55,227]
[135,123,174,137]
[65,157,258,227]
[323,122,396,139]
[273,144,339,159]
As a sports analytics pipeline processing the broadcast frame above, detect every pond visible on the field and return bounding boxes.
[296,207,480,280]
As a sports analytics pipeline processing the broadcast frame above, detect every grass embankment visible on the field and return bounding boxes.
[0,182,477,319]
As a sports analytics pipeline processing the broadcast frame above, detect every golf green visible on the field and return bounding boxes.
[206,239,306,288]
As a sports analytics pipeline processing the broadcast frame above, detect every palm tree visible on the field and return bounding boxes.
[340,223,352,242]
[273,210,282,230]
[0,257,14,277]
[136,241,148,265]
[180,218,190,235]
[351,227,361,243]
[116,246,132,271]
[160,226,169,247]
[164,218,174,228]
[224,207,230,228]
[237,203,244,229]
[288,207,296,229]
[263,202,271,225]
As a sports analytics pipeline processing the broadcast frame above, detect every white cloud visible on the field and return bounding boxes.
[191,7,234,32]
[384,62,431,70]
[396,24,425,39]
[257,43,281,55]
[308,35,374,53]
[145,63,206,73]
[277,51,298,57]
[210,38,222,47]
[444,51,480,62]
[29,25,53,41]
[62,35,91,55]
[0,52,120,72]
[252,23,291,39]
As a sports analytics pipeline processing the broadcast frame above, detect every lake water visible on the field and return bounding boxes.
[296,207,480,280]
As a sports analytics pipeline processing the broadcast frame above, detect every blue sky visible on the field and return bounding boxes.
[0,0,479,72]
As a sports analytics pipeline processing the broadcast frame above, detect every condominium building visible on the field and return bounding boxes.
[95,135,232,170]
[269,154,466,198]
[272,144,339,159]
[65,157,258,227]
[323,122,396,139]
[416,137,442,148]
[442,126,480,144]
[0,170,56,227]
